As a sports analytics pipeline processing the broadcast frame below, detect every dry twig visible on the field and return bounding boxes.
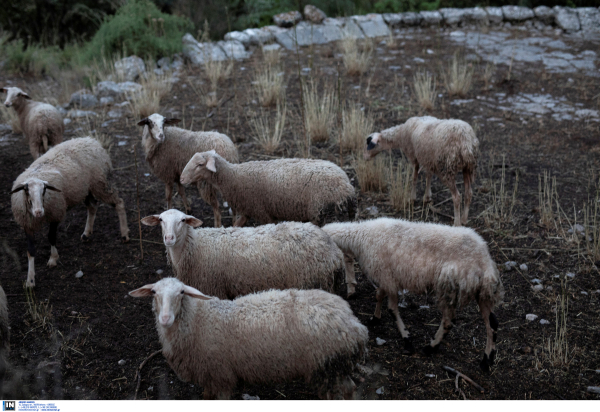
[442,365,485,394]
[134,349,162,400]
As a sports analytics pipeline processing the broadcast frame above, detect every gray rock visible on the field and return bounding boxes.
[117,81,142,95]
[376,337,386,346]
[182,33,228,65]
[577,7,600,32]
[419,11,442,26]
[157,57,172,69]
[464,7,488,24]
[342,18,365,38]
[114,56,146,82]
[504,261,517,270]
[485,7,504,24]
[304,5,326,24]
[534,6,555,25]
[525,314,538,321]
[555,7,581,32]
[118,359,126,366]
[539,319,550,325]
[69,90,98,109]
[353,14,390,38]
[568,223,585,234]
[382,13,403,27]
[243,27,275,45]
[502,6,534,21]
[376,387,384,395]
[217,40,250,60]
[273,10,302,28]
[397,12,422,26]
[75,270,84,278]
[96,81,122,98]
[321,18,345,42]
[365,206,379,216]
[532,284,544,292]
[63,118,71,126]
[156,269,164,275]
[262,43,282,52]
[439,8,466,26]
[520,264,528,272]
[273,30,297,50]
[242,394,260,400]
[0,124,12,134]
[68,110,97,119]
[566,272,575,278]
[224,31,251,46]
[288,22,328,46]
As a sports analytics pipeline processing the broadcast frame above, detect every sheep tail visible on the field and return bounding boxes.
[42,134,49,152]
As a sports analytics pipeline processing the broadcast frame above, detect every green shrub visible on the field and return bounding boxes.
[83,0,193,62]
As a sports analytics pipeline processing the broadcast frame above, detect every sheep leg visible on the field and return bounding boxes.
[26,232,36,287]
[198,182,221,227]
[424,306,455,355]
[387,291,414,352]
[423,171,433,203]
[82,193,98,241]
[177,183,191,214]
[29,139,40,160]
[411,163,419,202]
[91,181,130,242]
[47,222,59,267]
[446,178,462,227]
[233,215,247,227]
[165,183,174,210]
[478,302,498,372]
[461,170,474,225]
[343,252,357,298]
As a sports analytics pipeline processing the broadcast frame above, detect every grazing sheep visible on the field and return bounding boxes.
[11,137,130,287]
[1,86,64,159]
[137,113,239,227]
[180,151,356,227]
[364,116,478,226]
[0,284,8,381]
[129,277,368,399]
[322,218,504,371]
[141,209,350,299]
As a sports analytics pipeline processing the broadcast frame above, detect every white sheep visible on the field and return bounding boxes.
[2,86,64,159]
[322,218,504,371]
[129,277,368,399]
[364,116,479,226]
[180,150,356,227]
[141,209,350,298]
[11,137,130,287]
[137,113,239,227]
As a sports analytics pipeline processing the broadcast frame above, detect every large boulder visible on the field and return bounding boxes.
[114,56,146,82]
[502,6,534,21]
[554,7,581,32]
[217,40,250,60]
[463,7,488,24]
[182,33,227,65]
[243,27,276,45]
[577,8,600,32]
[224,31,251,47]
[353,14,390,38]
[534,6,555,25]
[439,8,467,26]
[419,11,442,26]
[304,5,326,24]
[69,90,98,109]
[485,7,504,24]
[273,10,302,28]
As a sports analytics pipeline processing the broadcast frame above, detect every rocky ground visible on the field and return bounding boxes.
[1,20,600,400]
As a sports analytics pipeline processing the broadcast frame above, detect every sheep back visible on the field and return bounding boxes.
[170,221,344,299]
[21,102,64,147]
[214,158,355,223]
[160,288,368,395]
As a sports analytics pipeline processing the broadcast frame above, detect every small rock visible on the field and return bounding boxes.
[532,284,544,292]
[75,270,84,278]
[365,206,379,216]
[69,90,98,109]
[223,202,228,208]
[114,56,146,82]
[63,118,72,126]
[566,272,575,279]
[262,43,282,52]
[588,386,600,394]
[242,394,260,400]
[419,305,430,309]
[546,286,553,291]
[118,359,126,366]
[376,387,384,395]
[376,338,386,346]
[531,278,542,284]
[520,264,528,272]
[425,374,435,378]
[304,5,326,24]
[525,314,538,321]
[71,311,78,315]
[581,291,588,295]
[148,386,153,391]
[68,110,98,119]
[504,261,517,270]
[540,319,550,325]
[273,10,302,28]
[156,269,164,275]
[100,96,114,106]
[567,223,585,234]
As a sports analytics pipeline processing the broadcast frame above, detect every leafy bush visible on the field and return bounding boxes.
[83,0,193,62]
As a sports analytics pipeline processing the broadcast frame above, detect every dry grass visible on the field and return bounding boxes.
[249,101,287,154]
[204,58,233,89]
[482,62,495,89]
[127,68,173,119]
[24,284,53,332]
[538,171,559,228]
[253,64,285,107]
[341,105,373,153]
[263,47,281,67]
[481,156,519,228]
[389,158,414,216]
[443,53,474,98]
[340,34,373,76]
[302,81,337,143]
[412,70,437,111]
[355,155,388,193]
[0,104,22,133]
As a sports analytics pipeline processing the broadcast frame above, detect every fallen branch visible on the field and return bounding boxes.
[134,349,162,400]
[442,365,485,394]
[455,374,467,400]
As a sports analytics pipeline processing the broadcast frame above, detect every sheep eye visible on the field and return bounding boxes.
[151,290,156,294]
[158,218,162,222]
[180,290,184,294]
[181,218,186,222]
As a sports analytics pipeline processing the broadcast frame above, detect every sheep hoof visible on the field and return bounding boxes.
[422,344,439,356]
[81,234,90,242]
[480,354,491,372]
[403,338,415,353]
[489,349,497,363]
[489,312,499,331]
[346,292,357,301]
[366,316,381,326]
[121,236,130,243]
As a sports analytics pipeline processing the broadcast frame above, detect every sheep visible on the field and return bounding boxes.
[0,284,8,381]
[129,277,368,399]
[180,150,356,227]
[364,116,479,226]
[11,137,130,287]
[322,218,504,371]
[141,209,352,299]
[1,86,64,159]
[137,113,239,227]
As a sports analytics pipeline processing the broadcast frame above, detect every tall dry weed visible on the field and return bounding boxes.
[253,65,284,107]
[443,53,474,97]
[341,105,373,153]
[389,158,414,216]
[340,35,372,76]
[127,68,173,119]
[412,70,436,111]
[249,101,287,154]
[302,81,337,143]
[355,155,388,193]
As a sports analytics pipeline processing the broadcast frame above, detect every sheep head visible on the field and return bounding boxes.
[11,178,61,218]
[141,209,202,247]
[129,277,212,328]
[137,113,181,143]
[180,150,218,185]
[363,132,384,161]
[2,86,31,107]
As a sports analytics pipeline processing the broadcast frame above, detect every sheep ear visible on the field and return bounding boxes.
[183,217,203,228]
[129,284,156,297]
[19,92,31,100]
[164,118,181,126]
[11,183,28,194]
[141,215,161,226]
[183,284,212,300]
[206,156,217,173]
[44,183,61,192]
[137,118,150,126]
[1,88,7,93]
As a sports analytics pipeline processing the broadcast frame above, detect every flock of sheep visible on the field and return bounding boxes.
[0,83,504,399]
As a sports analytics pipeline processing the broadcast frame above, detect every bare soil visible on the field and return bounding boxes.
[1,27,599,400]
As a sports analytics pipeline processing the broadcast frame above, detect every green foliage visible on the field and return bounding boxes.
[83,0,193,62]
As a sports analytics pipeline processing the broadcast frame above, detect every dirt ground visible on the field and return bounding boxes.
[1,27,599,400]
